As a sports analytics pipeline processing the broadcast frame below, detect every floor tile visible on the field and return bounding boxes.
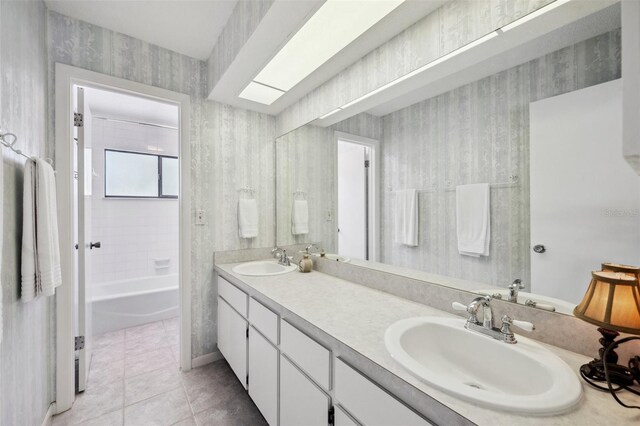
[171,417,196,426]
[125,331,171,358]
[193,394,267,426]
[163,317,179,332]
[181,360,244,414]
[125,347,176,378]
[125,365,182,406]
[52,381,124,425]
[93,330,125,351]
[91,342,126,366]
[81,409,124,426]
[125,321,166,341]
[124,388,192,426]
[89,359,124,389]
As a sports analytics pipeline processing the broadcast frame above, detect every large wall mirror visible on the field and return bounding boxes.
[275,1,640,317]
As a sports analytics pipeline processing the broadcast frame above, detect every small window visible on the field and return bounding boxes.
[104,149,179,198]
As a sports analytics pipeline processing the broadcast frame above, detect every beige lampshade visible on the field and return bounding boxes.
[573,271,640,335]
[602,263,640,281]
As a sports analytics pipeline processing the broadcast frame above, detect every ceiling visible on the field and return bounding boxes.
[84,87,180,128]
[45,0,239,60]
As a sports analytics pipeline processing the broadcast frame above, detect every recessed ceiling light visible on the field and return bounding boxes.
[253,0,406,92]
[340,31,500,110]
[238,81,285,105]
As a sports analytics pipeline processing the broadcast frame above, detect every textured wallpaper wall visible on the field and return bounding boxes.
[276,113,382,249]
[0,1,55,425]
[47,10,276,359]
[381,29,622,288]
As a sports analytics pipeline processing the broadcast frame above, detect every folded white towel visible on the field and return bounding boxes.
[394,189,419,247]
[456,183,490,257]
[21,160,38,301]
[21,159,62,301]
[292,199,309,235]
[238,198,258,239]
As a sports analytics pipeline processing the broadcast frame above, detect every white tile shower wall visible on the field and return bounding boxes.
[90,118,179,283]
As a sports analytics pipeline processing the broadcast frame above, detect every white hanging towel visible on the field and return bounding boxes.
[291,199,309,235]
[394,189,419,247]
[238,198,258,239]
[456,183,490,257]
[22,159,62,301]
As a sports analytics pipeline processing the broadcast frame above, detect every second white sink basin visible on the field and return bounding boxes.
[232,260,297,276]
[385,316,582,415]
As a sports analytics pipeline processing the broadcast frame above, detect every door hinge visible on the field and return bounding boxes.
[74,112,84,127]
[75,336,85,351]
[364,160,370,168]
[246,326,249,339]
[246,374,249,387]
[328,406,335,425]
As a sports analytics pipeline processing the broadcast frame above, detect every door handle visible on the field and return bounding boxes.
[533,244,546,254]
[90,241,101,250]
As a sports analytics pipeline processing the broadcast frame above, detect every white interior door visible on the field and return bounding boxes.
[338,141,367,259]
[530,79,640,304]
[76,86,94,391]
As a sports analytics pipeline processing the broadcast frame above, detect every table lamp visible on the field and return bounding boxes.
[573,270,640,387]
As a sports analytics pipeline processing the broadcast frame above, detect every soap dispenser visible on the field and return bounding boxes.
[298,253,313,273]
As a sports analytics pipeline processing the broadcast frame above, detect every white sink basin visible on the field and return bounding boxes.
[384,316,582,415]
[311,253,351,263]
[475,289,576,315]
[232,260,297,276]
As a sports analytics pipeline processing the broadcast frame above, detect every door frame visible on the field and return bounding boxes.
[334,131,380,261]
[54,63,192,413]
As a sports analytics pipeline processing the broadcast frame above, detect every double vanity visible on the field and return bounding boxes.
[214,257,638,426]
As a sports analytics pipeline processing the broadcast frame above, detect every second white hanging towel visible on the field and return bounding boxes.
[394,189,419,247]
[238,198,258,239]
[456,183,490,257]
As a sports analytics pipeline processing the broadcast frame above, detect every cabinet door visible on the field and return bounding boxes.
[217,297,247,389]
[249,327,278,426]
[280,355,330,426]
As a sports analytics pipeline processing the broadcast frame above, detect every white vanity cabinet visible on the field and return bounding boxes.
[217,296,248,389]
[280,354,331,426]
[249,326,278,426]
[334,358,432,426]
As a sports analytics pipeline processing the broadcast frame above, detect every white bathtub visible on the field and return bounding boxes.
[91,274,179,335]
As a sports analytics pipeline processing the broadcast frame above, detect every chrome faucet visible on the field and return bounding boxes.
[452,296,535,344]
[271,247,291,266]
[305,244,320,255]
[507,279,525,302]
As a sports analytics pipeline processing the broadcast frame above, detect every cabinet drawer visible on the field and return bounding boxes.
[249,298,279,345]
[218,276,248,318]
[334,358,432,426]
[280,321,331,390]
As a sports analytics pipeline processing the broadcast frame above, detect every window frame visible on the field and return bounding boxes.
[104,148,179,199]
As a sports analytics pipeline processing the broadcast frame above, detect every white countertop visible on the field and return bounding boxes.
[215,263,640,426]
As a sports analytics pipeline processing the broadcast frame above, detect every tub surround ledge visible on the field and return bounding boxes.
[214,261,640,426]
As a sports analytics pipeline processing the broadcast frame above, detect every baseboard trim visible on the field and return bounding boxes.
[42,403,56,426]
[191,350,223,368]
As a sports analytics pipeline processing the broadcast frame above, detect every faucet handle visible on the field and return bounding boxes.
[501,315,535,333]
[452,302,467,311]
[510,279,525,290]
[512,319,535,332]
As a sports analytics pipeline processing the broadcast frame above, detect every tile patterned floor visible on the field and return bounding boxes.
[52,318,267,426]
